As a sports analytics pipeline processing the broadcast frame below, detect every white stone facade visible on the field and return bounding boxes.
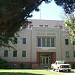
[0,19,75,68]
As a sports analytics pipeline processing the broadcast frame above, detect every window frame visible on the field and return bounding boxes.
[29,25,33,29]
[37,38,41,47]
[14,37,17,44]
[13,51,17,57]
[39,25,43,27]
[74,51,75,57]
[65,39,69,45]
[44,25,48,27]
[4,50,8,57]
[22,38,26,44]
[66,51,69,58]
[22,51,26,57]
[37,37,55,47]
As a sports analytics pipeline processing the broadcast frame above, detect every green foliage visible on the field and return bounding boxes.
[54,0,75,14]
[65,14,75,41]
[0,0,51,48]
[0,58,12,69]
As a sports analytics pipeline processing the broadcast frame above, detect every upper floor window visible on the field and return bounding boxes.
[51,37,55,47]
[74,51,75,57]
[42,38,46,47]
[14,38,17,44]
[13,51,17,57]
[29,25,33,29]
[44,25,48,27]
[65,39,69,45]
[22,51,26,57]
[66,51,69,58]
[37,38,41,47]
[4,50,8,57]
[39,25,43,27]
[47,38,50,47]
[37,37,55,47]
[22,38,26,44]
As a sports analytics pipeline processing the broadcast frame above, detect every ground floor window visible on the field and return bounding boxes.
[22,51,26,57]
[74,51,75,57]
[66,51,69,58]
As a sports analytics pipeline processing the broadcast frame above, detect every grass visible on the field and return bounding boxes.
[0,69,63,75]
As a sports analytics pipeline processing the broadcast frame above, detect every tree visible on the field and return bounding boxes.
[65,14,75,41]
[54,0,75,14]
[0,0,51,47]
[54,0,75,41]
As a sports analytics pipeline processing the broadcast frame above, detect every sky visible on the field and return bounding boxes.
[28,0,65,20]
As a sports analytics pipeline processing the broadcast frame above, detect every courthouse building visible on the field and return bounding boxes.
[0,19,75,68]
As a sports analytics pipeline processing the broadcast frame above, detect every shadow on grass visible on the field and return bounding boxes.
[0,72,44,75]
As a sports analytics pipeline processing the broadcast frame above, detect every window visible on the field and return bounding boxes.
[74,51,75,57]
[14,38,17,44]
[4,50,8,57]
[37,37,55,47]
[42,38,45,47]
[47,38,50,47]
[39,25,43,27]
[44,25,48,27]
[13,51,17,57]
[29,25,33,29]
[37,38,41,47]
[51,37,55,47]
[65,39,69,45]
[23,38,26,44]
[22,51,26,57]
[66,51,69,58]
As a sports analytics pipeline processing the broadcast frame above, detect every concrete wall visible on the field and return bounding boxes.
[0,19,75,68]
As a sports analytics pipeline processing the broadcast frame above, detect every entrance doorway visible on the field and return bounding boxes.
[40,55,51,68]
[37,52,56,68]
[40,56,50,64]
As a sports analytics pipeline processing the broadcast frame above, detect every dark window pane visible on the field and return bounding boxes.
[39,25,43,27]
[47,38,50,47]
[51,37,55,47]
[13,51,17,57]
[74,51,75,57]
[14,38,17,44]
[42,38,45,47]
[23,38,26,44]
[22,51,26,57]
[65,39,69,45]
[37,38,41,47]
[66,51,69,58]
[4,50,8,57]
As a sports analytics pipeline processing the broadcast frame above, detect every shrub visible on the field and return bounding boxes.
[0,58,12,69]
[71,63,75,69]
[20,63,25,68]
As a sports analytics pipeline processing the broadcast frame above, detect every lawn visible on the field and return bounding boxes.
[0,69,63,75]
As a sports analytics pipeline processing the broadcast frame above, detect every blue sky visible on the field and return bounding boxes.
[28,0,64,20]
